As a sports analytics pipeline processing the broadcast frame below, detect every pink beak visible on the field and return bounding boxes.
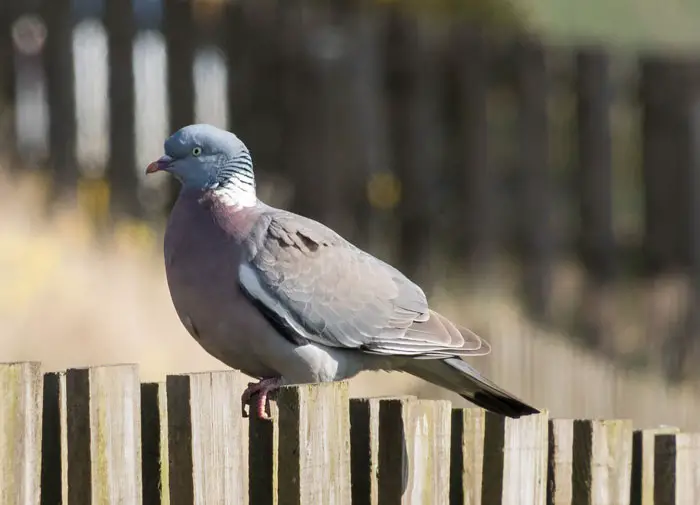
[146,155,173,174]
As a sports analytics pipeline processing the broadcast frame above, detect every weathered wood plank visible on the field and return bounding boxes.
[0,362,43,505]
[450,408,486,505]
[65,365,142,504]
[482,411,548,505]
[142,382,169,505]
[654,432,700,504]
[572,419,633,505]
[377,397,452,505]
[277,382,352,505]
[547,419,574,505]
[349,396,417,505]
[166,371,249,505]
[630,426,679,505]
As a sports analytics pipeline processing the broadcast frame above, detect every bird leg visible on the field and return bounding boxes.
[241,377,283,420]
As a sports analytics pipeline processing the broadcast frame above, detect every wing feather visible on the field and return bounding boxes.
[239,210,486,358]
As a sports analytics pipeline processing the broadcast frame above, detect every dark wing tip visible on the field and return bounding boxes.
[468,391,541,418]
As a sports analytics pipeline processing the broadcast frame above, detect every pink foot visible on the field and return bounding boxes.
[241,377,283,420]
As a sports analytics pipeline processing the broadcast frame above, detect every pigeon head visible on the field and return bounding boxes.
[146,124,256,206]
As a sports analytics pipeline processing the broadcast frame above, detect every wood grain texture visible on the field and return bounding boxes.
[482,411,548,505]
[166,370,249,505]
[548,419,574,505]
[65,365,142,505]
[277,382,352,505]
[377,397,452,505]
[630,427,679,505]
[572,419,633,505]
[451,408,486,505]
[654,432,700,504]
[0,362,43,505]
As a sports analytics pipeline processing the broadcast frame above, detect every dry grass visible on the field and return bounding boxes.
[2,166,700,430]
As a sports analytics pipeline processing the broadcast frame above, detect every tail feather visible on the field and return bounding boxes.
[402,357,539,418]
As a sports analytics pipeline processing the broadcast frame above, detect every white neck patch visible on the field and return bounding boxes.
[212,183,257,208]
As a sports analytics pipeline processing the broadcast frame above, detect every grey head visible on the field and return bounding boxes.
[146,124,256,200]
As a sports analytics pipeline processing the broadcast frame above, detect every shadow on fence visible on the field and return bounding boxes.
[1,361,699,504]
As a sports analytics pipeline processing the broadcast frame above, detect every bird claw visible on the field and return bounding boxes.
[240,377,282,421]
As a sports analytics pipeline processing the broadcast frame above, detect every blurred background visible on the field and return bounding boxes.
[1,0,700,429]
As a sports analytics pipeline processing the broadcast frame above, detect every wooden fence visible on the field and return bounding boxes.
[4,0,700,375]
[1,361,699,504]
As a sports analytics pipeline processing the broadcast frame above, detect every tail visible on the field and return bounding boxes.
[402,357,539,418]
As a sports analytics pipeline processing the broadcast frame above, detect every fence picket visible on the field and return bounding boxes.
[276,381,352,505]
[654,432,700,504]
[64,365,142,505]
[377,397,452,505]
[166,371,249,505]
[481,411,548,505]
[0,362,43,505]
[572,419,633,505]
[450,407,486,505]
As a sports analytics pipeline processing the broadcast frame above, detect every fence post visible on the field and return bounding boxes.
[105,0,139,218]
[0,362,43,505]
[65,365,143,504]
[163,0,195,207]
[669,90,700,381]
[451,408,486,505]
[377,397,452,504]
[481,411,548,505]
[574,47,616,351]
[654,432,700,504]
[572,419,633,504]
[449,24,494,274]
[514,37,553,322]
[141,382,169,505]
[41,0,78,190]
[630,427,680,505]
[277,382,352,505]
[385,8,442,289]
[0,1,17,162]
[547,419,573,505]
[166,371,249,505]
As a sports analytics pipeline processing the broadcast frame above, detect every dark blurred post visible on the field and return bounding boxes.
[574,47,616,351]
[667,64,700,382]
[42,0,78,189]
[163,0,195,205]
[639,57,686,364]
[640,58,683,277]
[346,1,391,251]
[105,0,139,218]
[385,7,441,289]
[514,37,552,322]
[0,1,17,162]
[225,0,280,177]
[449,23,494,274]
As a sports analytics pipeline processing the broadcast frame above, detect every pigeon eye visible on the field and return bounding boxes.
[192,146,202,157]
